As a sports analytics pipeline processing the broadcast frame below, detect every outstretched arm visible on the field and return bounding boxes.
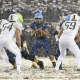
[75,27,80,43]
[58,28,63,39]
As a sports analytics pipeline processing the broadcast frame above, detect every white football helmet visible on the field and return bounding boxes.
[8,14,18,22]
[70,13,79,21]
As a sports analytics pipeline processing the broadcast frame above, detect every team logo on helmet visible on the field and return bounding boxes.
[8,14,19,22]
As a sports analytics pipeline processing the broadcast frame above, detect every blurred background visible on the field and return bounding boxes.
[0,0,80,23]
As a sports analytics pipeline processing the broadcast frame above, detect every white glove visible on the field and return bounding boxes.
[23,42,27,48]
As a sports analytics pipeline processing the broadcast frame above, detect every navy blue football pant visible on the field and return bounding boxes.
[76,42,80,49]
[5,48,36,65]
[30,39,52,56]
[5,49,16,65]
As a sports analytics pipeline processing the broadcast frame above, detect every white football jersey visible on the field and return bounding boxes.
[1,22,11,35]
[0,19,9,31]
[61,21,80,38]
[0,21,24,39]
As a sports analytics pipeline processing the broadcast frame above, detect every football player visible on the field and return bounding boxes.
[55,13,80,71]
[30,12,56,68]
[0,14,22,73]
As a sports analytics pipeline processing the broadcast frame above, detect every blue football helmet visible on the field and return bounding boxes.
[65,15,71,21]
[34,12,43,19]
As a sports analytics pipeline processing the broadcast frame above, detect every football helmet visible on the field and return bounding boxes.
[65,15,70,21]
[8,14,18,22]
[70,13,79,21]
[34,12,43,19]
[16,13,24,23]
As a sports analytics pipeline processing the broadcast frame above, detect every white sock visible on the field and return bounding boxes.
[17,64,21,71]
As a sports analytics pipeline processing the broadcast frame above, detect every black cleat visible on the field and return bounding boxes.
[31,65,37,69]
[59,63,62,70]
[52,62,56,68]
[10,67,17,70]
[77,68,80,71]
[37,61,44,69]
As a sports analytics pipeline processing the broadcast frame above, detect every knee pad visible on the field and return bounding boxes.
[28,54,35,61]
[6,49,16,58]
[9,57,16,65]
[21,50,35,61]
[6,49,16,65]
[21,50,29,59]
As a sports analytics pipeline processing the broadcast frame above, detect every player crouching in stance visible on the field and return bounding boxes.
[55,13,80,71]
[21,36,44,69]
[0,15,22,73]
[6,41,44,70]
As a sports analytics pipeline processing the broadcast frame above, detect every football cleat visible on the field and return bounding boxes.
[37,61,44,69]
[52,62,56,68]
[4,67,9,72]
[77,68,80,71]
[31,65,37,69]
[54,67,59,71]
[10,67,17,70]
[17,70,22,74]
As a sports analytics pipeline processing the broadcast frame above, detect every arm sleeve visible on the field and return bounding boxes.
[16,22,24,31]
[44,23,48,29]
[60,22,62,28]
[30,23,35,30]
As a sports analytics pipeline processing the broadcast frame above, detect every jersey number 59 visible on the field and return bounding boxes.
[65,22,76,30]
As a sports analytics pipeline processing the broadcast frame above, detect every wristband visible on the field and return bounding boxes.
[23,42,27,47]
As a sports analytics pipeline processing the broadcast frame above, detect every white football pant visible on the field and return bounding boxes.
[0,35,21,72]
[55,36,80,70]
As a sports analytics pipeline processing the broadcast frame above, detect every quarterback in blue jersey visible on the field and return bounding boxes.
[30,12,56,68]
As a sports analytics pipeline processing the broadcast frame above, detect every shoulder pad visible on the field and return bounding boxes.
[14,22,24,31]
